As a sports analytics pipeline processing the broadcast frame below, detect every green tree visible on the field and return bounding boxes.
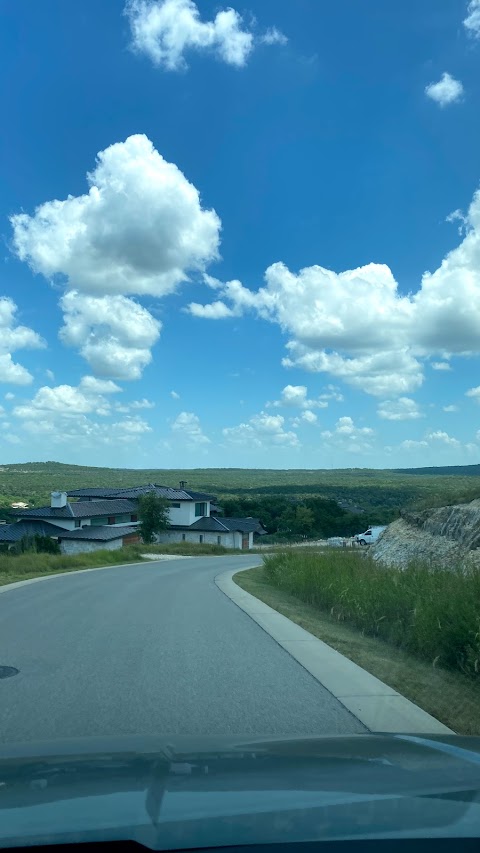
[293,506,315,536]
[138,493,170,544]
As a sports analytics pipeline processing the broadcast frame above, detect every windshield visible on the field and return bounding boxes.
[0,0,480,847]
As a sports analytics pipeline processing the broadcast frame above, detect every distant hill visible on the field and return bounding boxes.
[0,461,479,516]
[394,465,480,476]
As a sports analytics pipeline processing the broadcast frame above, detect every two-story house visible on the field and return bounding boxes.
[67,483,266,549]
[0,483,266,553]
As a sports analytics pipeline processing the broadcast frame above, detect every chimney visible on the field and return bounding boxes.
[51,491,67,509]
[179,480,187,489]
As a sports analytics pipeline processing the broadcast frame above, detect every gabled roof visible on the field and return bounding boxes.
[58,525,138,542]
[11,499,138,520]
[67,484,216,502]
[173,516,267,534]
[220,517,267,534]
[0,520,67,542]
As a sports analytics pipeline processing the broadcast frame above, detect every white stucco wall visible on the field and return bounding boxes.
[168,500,211,526]
[60,537,123,555]
[154,528,253,549]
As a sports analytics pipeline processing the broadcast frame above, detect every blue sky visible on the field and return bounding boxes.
[2,0,480,469]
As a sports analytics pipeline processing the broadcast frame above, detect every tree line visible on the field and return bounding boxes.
[220,495,397,538]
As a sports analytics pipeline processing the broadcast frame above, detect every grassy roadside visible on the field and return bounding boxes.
[0,541,249,587]
[140,542,242,556]
[234,565,480,735]
[0,546,148,587]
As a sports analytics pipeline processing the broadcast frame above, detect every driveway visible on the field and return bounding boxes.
[0,556,365,742]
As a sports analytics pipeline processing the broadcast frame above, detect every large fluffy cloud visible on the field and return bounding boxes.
[11,134,220,380]
[0,297,45,385]
[188,186,480,397]
[126,0,286,71]
[11,134,220,298]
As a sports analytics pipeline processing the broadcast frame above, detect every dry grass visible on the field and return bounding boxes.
[234,566,480,735]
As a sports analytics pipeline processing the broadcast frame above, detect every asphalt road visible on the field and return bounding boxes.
[0,557,365,743]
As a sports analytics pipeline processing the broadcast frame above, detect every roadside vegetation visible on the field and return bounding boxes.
[260,549,480,677]
[0,545,145,586]
[140,542,240,556]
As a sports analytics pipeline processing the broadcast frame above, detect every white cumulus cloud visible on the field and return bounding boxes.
[443,404,459,412]
[12,379,153,447]
[425,72,464,107]
[172,410,210,447]
[187,300,237,319]
[223,410,299,448]
[464,0,480,37]
[59,291,161,381]
[466,386,480,401]
[189,186,480,398]
[377,397,422,421]
[11,134,220,380]
[267,384,329,410]
[0,298,45,385]
[126,0,286,71]
[170,390,180,399]
[321,416,374,453]
[431,361,452,371]
[12,134,220,298]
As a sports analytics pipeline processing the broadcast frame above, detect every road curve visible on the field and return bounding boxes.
[0,557,365,743]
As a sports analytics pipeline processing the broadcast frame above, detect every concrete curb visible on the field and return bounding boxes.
[215,568,453,735]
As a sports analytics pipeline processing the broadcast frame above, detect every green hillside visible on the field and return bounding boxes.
[1,461,480,516]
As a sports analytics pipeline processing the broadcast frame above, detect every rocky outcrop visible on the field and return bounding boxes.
[372,499,480,570]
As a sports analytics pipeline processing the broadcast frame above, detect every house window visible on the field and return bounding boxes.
[75,520,81,528]
[199,535,204,543]
[170,502,181,508]
[130,514,138,522]
[182,534,186,541]
[108,516,116,525]
[217,536,221,545]
[195,502,206,517]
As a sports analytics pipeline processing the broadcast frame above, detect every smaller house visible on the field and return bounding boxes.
[57,525,139,554]
[156,515,264,550]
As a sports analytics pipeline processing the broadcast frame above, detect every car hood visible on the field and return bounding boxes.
[1,734,480,848]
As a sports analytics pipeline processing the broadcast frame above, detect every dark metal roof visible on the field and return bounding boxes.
[12,500,138,520]
[220,517,267,534]
[171,516,267,534]
[187,517,229,532]
[58,525,138,542]
[0,520,67,542]
[67,484,216,502]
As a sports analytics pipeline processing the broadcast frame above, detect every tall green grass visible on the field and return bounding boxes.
[263,550,480,677]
